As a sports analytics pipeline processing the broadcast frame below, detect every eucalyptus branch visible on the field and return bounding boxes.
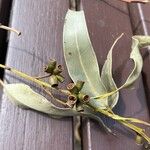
[0,64,52,88]
[93,106,150,143]
[121,121,150,144]
[35,74,51,79]
[0,24,21,35]
[0,64,70,96]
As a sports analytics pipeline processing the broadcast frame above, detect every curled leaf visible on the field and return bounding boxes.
[95,36,150,99]
[121,36,150,88]
[100,34,124,108]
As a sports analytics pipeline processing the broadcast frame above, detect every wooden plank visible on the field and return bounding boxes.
[128,3,150,113]
[128,3,150,35]
[0,1,74,150]
[81,0,149,149]
[0,0,12,77]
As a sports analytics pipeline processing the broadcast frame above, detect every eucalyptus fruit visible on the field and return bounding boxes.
[44,59,64,87]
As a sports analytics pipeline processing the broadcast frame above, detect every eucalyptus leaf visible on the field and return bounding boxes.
[94,36,150,101]
[101,34,123,108]
[4,83,78,117]
[119,36,150,88]
[63,9,108,109]
[4,83,111,131]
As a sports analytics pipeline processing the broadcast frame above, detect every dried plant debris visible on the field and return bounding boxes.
[0,23,21,35]
[0,7,150,148]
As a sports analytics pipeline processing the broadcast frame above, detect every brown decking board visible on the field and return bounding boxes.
[0,1,74,150]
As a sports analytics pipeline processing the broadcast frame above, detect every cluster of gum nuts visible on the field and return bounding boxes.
[44,59,90,108]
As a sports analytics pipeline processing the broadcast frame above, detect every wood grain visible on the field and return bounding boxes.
[0,1,74,150]
[81,0,150,149]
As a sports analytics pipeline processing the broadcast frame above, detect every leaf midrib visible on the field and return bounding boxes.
[74,26,100,96]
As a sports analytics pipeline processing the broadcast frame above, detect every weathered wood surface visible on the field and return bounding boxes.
[0,1,74,150]
[0,0,150,150]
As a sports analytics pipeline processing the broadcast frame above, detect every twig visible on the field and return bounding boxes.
[0,24,21,36]
[0,64,69,93]
[35,74,51,79]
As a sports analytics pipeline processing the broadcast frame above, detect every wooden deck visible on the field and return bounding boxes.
[0,0,150,149]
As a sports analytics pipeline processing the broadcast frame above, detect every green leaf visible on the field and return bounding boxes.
[95,36,150,101]
[63,9,108,109]
[101,34,123,108]
[3,83,112,130]
[4,83,78,117]
[122,36,150,88]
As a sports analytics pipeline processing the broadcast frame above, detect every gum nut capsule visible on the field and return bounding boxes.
[44,59,56,73]
[66,95,77,107]
[67,83,79,94]
[56,75,64,83]
[49,75,58,87]
[78,93,90,103]
[68,95,77,102]
[53,65,63,75]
